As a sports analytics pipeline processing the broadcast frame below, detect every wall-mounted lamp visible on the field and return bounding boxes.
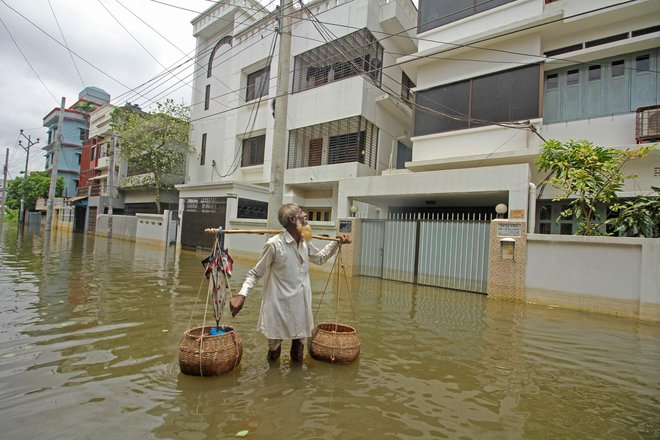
[350,204,359,217]
[211,160,216,167]
[495,203,508,219]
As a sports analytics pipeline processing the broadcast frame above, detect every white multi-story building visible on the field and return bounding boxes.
[179,0,659,254]
[178,0,418,251]
[353,0,658,234]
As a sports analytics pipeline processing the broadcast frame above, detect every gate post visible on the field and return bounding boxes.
[487,219,527,301]
[337,217,360,277]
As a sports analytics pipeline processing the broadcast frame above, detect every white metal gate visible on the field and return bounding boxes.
[358,213,492,293]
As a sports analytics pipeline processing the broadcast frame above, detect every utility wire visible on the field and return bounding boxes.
[126,0,654,113]
[113,0,277,108]
[47,0,85,88]
[0,0,154,102]
[216,27,280,178]
[98,0,207,108]
[0,15,58,104]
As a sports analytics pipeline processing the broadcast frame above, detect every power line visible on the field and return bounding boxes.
[0,15,58,104]
[47,0,85,88]
[112,0,278,108]
[0,0,154,102]
[97,0,200,107]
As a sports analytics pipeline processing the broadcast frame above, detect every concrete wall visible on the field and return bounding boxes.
[96,215,137,241]
[525,234,660,322]
[135,211,177,246]
[96,211,178,247]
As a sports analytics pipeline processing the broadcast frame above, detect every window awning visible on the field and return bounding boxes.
[67,195,88,202]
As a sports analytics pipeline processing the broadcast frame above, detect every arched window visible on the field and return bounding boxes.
[207,36,233,78]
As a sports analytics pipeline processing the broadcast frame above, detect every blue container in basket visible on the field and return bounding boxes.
[210,326,230,336]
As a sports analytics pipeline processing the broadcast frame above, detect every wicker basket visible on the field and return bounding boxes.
[178,326,242,376]
[309,322,360,364]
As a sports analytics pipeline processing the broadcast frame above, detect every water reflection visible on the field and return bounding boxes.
[0,226,658,439]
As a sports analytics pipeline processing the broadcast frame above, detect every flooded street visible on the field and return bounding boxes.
[0,224,658,439]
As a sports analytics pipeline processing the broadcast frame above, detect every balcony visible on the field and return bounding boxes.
[378,0,418,53]
[95,156,110,170]
[287,116,379,170]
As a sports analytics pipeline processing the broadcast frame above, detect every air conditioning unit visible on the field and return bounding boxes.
[635,105,660,144]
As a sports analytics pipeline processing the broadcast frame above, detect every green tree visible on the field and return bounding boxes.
[5,171,64,213]
[111,99,190,213]
[537,139,653,236]
[603,187,660,238]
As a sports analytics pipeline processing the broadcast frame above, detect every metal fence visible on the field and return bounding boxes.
[359,213,492,293]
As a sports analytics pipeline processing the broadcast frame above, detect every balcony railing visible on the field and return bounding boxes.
[287,116,379,170]
[636,105,660,144]
[292,29,383,94]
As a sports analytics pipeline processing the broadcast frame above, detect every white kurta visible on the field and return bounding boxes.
[237,231,339,340]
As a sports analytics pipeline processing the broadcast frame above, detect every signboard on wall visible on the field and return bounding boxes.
[497,223,522,238]
[339,220,352,233]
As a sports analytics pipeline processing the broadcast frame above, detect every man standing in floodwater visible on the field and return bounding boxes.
[229,203,351,363]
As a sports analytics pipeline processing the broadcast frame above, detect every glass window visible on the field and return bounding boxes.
[241,135,265,167]
[560,223,573,235]
[588,65,601,81]
[396,141,412,169]
[204,84,210,111]
[418,0,515,33]
[611,60,625,77]
[307,208,332,222]
[538,223,551,234]
[200,133,207,166]
[567,69,579,85]
[414,64,541,136]
[635,55,650,72]
[539,204,552,221]
[246,66,270,101]
[545,73,558,90]
[401,72,415,103]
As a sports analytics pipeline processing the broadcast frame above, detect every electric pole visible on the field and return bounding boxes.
[1,148,8,222]
[45,97,66,232]
[106,133,116,238]
[18,130,39,227]
[267,0,293,229]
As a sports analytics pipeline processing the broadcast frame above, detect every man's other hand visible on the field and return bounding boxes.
[229,295,245,317]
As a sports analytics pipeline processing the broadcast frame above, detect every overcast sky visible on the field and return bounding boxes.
[0,0,256,178]
[1,0,417,179]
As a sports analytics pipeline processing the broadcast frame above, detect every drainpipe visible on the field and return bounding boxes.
[528,182,536,233]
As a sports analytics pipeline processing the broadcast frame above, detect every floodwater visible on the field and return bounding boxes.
[0,224,658,440]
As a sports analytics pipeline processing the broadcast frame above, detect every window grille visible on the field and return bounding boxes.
[287,116,379,169]
[124,202,177,215]
[184,197,226,213]
[292,29,383,93]
[237,198,268,219]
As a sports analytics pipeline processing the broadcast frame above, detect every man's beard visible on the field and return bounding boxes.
[296,219,313,241]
